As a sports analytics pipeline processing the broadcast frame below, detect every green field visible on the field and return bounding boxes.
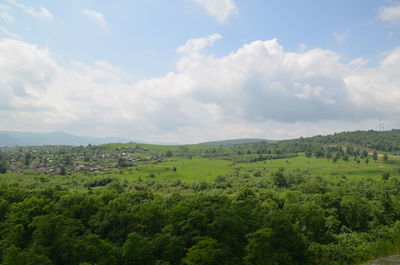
[113,157,233,182]
[106,155,400,184]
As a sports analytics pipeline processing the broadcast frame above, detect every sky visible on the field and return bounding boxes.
[0,0,400,143]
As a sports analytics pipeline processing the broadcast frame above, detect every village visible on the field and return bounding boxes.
[1,144,164,175]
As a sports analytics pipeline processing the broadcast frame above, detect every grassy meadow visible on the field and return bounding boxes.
[106,153,400,183]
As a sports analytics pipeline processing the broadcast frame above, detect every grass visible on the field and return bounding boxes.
[115,157,233,182]
[109,155,400,183]
[238,156,400,180]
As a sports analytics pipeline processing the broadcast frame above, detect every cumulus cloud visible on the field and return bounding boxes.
[379,4,400,23]
[193,0,237,22]
[83,9,107,29]
[1,35,400,143]
[0,39,56,111]
[7,0,53,20]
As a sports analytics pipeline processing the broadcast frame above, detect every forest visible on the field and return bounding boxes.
[1,129,400,265]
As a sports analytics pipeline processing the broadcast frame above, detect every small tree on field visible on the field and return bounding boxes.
[383,153,388,162]
[361,150,368,158]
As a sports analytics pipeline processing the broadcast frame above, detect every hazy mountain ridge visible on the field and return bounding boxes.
[0,131,130,147]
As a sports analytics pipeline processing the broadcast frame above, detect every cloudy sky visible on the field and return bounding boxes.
[0,0,400,143]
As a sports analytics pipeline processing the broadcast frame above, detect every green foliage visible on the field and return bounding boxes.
[182,237,223,265]
[273,168,287,188]
[118,157,132,168]
[0,161,7,174]
[24,152,32,166]
[2,246,53,265]
[64,155,73,166]
[121,232,154,265]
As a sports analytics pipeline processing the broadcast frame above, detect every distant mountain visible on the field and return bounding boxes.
[0,131,131,147]
[199,138,276,146]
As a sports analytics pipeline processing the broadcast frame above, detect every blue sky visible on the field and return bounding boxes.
[1,0,400,143]
[4,0,398,77]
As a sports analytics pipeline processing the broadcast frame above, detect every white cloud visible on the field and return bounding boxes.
[332,31,349,44]
[83,9,107,29]
[1,36,400,143]
[177,33,221,55]
[0,38,56,113]
[193,0,237,22]
[379,4,400,23]
[0,4,14,24]
[0,26,20,39]
[7,0,53,20]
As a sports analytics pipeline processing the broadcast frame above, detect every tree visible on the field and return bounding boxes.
[361,150,368,158]
[332,153,340,163]
[30,214,82,265]
[24,153,32,166]
[0,161,7,174]
[121,232,154,265]
[73,234,116,265]
[383,153,388,162]
[244,223,309,265]
[118,157,129,168]
[64,155,73,166]
[244,227,275,265]
[165,151,173,158]
[182,237,222,265]
[2,246,53,265]
[305,149,312,158]
[373,151,378,161]
[273,169,287,188]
